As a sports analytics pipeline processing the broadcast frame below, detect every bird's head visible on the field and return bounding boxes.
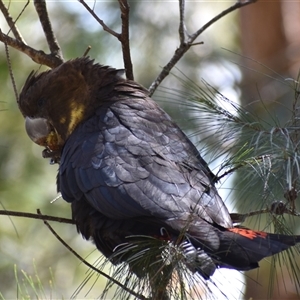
[18,57,125,163]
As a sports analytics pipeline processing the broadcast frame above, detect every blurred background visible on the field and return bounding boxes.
[0,1,300,299]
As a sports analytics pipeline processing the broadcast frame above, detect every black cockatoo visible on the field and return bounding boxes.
[18,58,300,280]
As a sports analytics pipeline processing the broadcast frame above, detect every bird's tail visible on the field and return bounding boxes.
[216,227,300,271]
[182,227,300,279]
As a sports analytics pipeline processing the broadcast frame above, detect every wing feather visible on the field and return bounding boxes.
[59,97,232,228]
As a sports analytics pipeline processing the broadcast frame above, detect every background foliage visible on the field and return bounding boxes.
[0,1,300,299]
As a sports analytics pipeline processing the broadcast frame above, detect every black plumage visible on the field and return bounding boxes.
[18,58,300,280]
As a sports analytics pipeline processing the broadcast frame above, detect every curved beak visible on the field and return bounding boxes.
[25,117,51,145]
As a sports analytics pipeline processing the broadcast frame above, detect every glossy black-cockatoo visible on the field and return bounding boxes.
[18,58,300,279]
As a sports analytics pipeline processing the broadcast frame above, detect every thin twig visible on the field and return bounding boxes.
[11,0,30,35]
[79,0,134,79]
[230,202,300,223]
[0,0,25,42]
[33,0,63,61]
[78,0,120,38]
[189,0,255,42]
[83,45,92,57]
[0,29,62,68]
[178,0,186,45]
[288,59,300,211]
[0,209,75,224]
[230,209,269,223]
[149,0,257,96]
[118,0,133,80]
[4,42,18,101]
[215,163,247,182]
[37,209,148,300]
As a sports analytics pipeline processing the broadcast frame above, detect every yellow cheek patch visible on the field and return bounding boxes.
[67,101,85,135]
[46,131,61,151]
[60,116,66,124]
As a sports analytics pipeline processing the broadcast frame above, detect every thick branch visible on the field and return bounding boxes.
[33,0,63,61]
[0,29,62,68]
[118,0,134,80]
[149,0,257,96]
[0,0,25,42]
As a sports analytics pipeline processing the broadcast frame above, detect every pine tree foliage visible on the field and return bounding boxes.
[157,71,300,298]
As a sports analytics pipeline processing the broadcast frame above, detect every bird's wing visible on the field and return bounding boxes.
[59,97,232,228]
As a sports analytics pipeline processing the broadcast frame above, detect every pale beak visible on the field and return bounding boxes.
[25,117,51,145]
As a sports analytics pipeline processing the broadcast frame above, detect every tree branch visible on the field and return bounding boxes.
[0,207,148,298]
[78,0,120,38]
[178,0,186,45]
[33,0,63,61]
[230,202,300,224]
[190,0,256,41]
[0,0,25,42]
[4,42,18,101]
[0,209,75,224]
[148,0,257,96]
[0,207,149,299]
[79,0,134,79]
[0,29,62,68]
[118,0,134,80]
[37,209,148,300]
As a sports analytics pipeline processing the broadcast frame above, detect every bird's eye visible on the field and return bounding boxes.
[38,97,46,108]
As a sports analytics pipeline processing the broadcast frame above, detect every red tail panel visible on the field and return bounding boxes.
[228,228,268,240]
